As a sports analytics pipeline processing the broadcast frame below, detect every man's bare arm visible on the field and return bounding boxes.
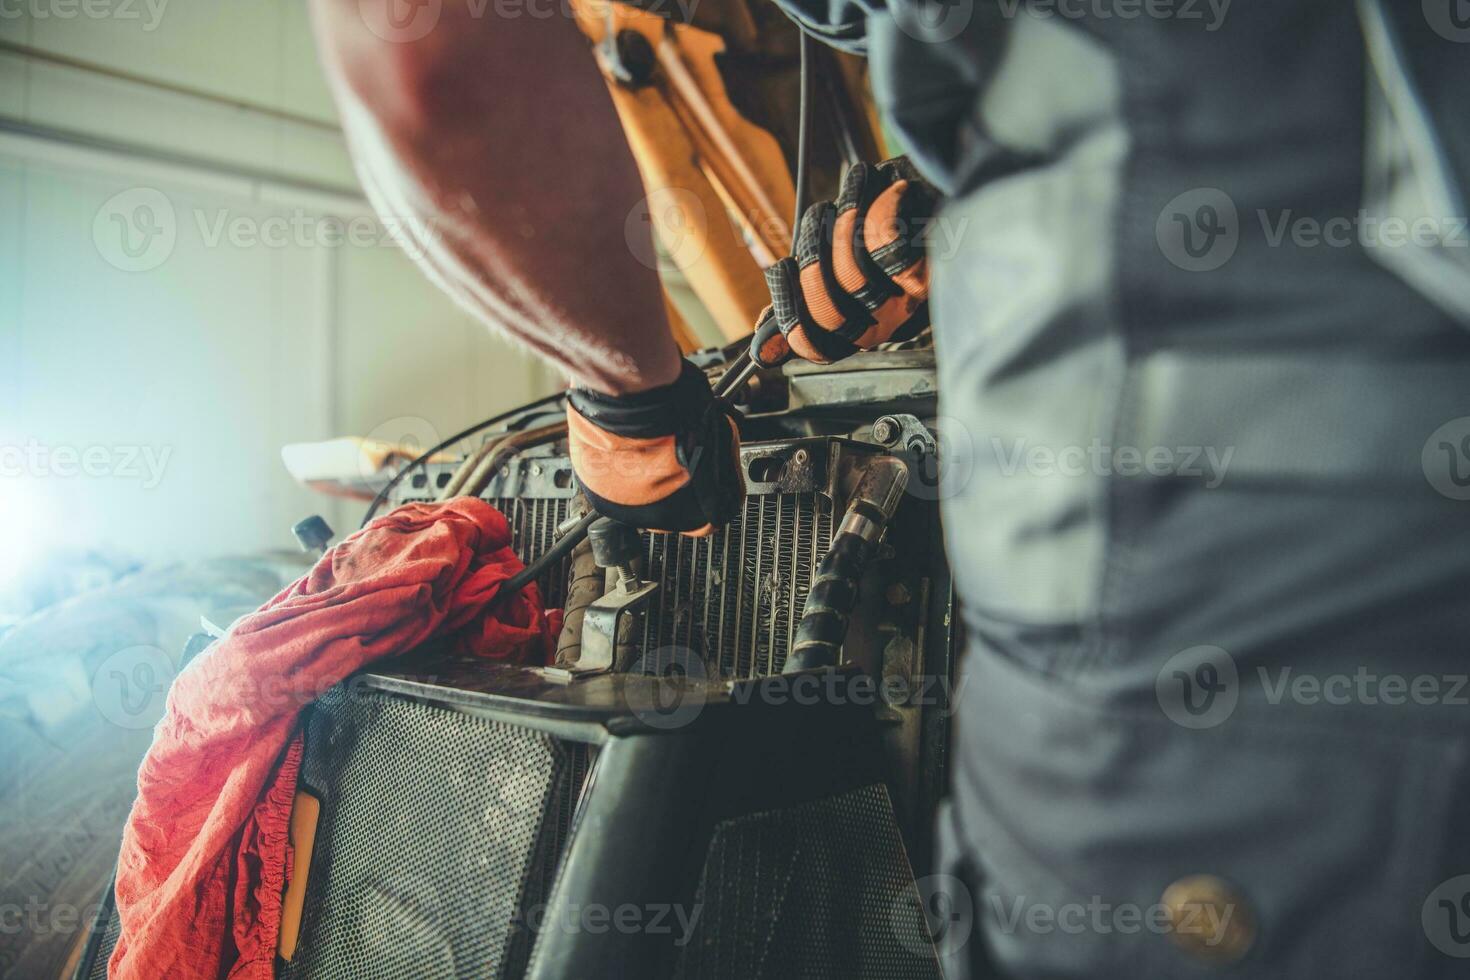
[310,0,682,395]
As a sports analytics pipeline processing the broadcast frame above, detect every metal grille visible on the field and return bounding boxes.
[396,452,835,679]
[639,493,832,678]
[79,690,595,980]
[673,784,941,980]
[84,890,119,980]
[278,686,590,980]
[392,494,571,610]
[490,496,572,609]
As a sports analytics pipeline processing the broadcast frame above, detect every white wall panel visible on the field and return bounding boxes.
[0,152,21,388]
[0,50,26,117]
[0,7,557,568]
[336,239,558,457]
[24,0,297,120]
[25,57,291,174]
[276,0,338,124]
[5,162,330,559]
[0,4,30,46]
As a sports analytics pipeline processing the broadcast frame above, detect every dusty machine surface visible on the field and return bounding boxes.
[75,346,956,980]
[393,342,953,845]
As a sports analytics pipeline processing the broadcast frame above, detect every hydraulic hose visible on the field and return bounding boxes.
[783,456,908,673]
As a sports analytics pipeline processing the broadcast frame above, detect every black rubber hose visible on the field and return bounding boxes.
[713,30,813,403]
[792,28,811,234]
[782,527,873,673]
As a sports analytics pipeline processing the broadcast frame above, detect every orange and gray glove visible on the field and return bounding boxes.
[566,358,744,536]
[752,157,937,368]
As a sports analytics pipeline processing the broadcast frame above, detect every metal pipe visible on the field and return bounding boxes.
[461,422,568,499]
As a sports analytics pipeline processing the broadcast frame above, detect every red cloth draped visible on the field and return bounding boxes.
[110,498,553,979]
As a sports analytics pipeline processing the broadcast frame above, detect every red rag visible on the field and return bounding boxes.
[109,498,553,979]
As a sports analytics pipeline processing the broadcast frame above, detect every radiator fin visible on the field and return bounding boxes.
[673,784,942,980]
[640,493,831,678]
[404,479,831,678]
[492,496,571,610]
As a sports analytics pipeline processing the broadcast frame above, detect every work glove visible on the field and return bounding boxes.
[753,157,937,368]
[566,358,744,536]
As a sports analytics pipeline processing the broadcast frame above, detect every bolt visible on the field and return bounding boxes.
[881,637,916,707]
[531,463,543,476]
[886,582,912,606]
[793,448,810,466]
[873,417,899,446]
[616,562,639,590]
[615,30,657,85]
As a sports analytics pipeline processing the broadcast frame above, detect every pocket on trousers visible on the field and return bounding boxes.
[945,654,1470,978]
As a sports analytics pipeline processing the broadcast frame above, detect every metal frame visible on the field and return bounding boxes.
[332,662,928,978]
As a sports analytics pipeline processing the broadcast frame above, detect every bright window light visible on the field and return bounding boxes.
[0,479,49,590]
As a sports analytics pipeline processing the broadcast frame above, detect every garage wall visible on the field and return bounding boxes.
[0,2,561,570]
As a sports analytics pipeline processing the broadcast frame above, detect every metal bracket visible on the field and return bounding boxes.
[545,575,660,681]
[872,414,939,496]
[872,413,936,458]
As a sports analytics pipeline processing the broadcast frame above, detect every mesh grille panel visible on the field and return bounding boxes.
[85,890,119,980]
[640,493,832,678]
[674,784,941,980]
[278,686,587,980]
[81,690,593,979]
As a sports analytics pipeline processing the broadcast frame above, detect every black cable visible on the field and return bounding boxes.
[821,52,862,167]
[360,390,567,528]
[498,510,599,598]
[713,28,816,401]
[792,28,812,237]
